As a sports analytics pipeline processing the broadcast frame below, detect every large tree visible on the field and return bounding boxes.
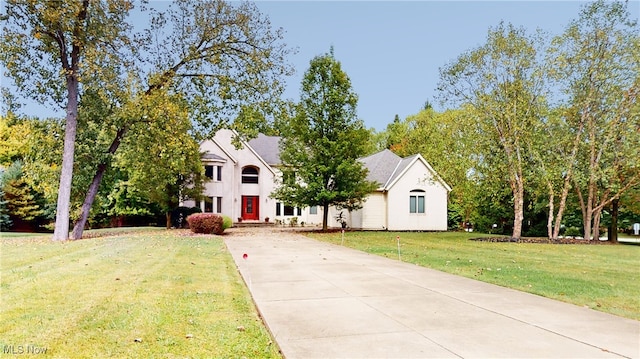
[3,0,293,239]
[437,23,548,240]
[547,0,640,241]
[272,50,376,231]
[68,0,292,239]
[1,0,136,240]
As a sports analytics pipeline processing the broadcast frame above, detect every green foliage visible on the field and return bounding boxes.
[1,161,45,230]
[222,215,233,230]
[547,0,640,240]
[187,213,225,235]
[272,49,377,230]
[0,186,11,231]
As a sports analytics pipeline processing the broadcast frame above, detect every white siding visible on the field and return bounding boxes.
[386,161,448,231]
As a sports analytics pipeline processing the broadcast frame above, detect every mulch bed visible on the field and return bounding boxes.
[470,237,616,245]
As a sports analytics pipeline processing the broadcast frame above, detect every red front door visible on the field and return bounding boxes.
[241,196,259,220]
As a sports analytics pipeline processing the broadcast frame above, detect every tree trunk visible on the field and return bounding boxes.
[608,198,619,243]
[52,77,79,241]
[592,208,602,241]
[70,127,128,240]
[546,184,554,239]
[166,212,172,229]
[551,175,574,239]
[322,203,329,231]
[512,178,524,240]
[70,164,107,239]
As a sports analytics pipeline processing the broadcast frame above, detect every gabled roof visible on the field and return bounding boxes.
[248,134,281,166]
[359,149,402,187]
[359,149,451,192]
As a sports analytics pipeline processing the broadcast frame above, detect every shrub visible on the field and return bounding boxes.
[222,215,233,230]
[172,206,201,228]
[565,226,582,238]
[186,213,225,235]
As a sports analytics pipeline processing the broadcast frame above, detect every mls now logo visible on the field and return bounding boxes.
[3,344,48,355]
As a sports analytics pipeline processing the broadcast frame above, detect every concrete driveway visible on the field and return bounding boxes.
[224,228,640,359]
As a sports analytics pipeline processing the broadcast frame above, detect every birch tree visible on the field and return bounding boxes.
[437,23,548,239]
[548,0,640,241]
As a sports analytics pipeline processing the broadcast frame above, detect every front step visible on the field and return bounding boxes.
[233,221,276,228]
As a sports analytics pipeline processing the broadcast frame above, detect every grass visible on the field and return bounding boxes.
[306,231,640,321]
[0,229,281,358]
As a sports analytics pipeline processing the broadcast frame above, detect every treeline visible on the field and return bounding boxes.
[370,1,639,241]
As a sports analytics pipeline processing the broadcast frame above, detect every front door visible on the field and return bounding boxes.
[241,196,259,220]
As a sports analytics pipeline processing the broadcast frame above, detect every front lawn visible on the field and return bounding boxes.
[0,229,281,358]
[307,231,640,321]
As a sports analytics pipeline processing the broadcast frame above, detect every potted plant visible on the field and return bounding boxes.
[265,217,270,222]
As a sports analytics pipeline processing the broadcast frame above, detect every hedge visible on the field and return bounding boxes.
[186,213,225,235]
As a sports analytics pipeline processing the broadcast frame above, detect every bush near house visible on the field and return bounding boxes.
[186,213,224,235]
[222,215,233,230]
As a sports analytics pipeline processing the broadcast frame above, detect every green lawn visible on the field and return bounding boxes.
[307,231,640,321]
[0,229,281,358]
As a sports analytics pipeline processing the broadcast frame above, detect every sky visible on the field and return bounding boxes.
[3,1,639,131]
[255,0,639,131]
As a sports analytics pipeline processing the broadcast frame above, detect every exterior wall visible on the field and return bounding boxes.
[193,129,278,222]
[187,131,448,230]
[386,161,448,231]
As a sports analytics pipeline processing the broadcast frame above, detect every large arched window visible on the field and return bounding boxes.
[409,189,425,214]
[241,166,259,184]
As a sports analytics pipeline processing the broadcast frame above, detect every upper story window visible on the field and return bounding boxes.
[409,189,426,214]
[205,165,222,181]
[242,166,259,184]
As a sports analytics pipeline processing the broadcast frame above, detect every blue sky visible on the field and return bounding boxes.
[256,0,638,131]
[4,1,639,131]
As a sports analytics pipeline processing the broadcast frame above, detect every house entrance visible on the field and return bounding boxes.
[241,196,259,220]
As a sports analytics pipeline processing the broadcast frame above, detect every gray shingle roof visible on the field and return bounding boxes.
[359,149,402,187]
[242,135,438,191]
[248,134,281,165]
[202,153,226,161]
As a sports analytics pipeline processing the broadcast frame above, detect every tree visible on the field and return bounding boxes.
[114,92,204,229]
[548,0,640,241]
[1,161,44,230]
[2,0,136,240]
[3,0,293,239]
[67,0,292,239]
[403,106,480,230]
[437,22,548,239]
[272,50,377,231]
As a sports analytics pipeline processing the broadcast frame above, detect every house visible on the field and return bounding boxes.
[181,129,451,230]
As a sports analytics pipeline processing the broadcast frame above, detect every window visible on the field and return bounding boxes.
[205,165,214,180]
[205,165,222,181]
[242,167,259,184]
[409,190,425,214]
[276,202,281,216]
[309,206,317,215]
[297,207,302,216]
[204,197,214,212]
[284,205,294,216]
[216,197,222,213]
